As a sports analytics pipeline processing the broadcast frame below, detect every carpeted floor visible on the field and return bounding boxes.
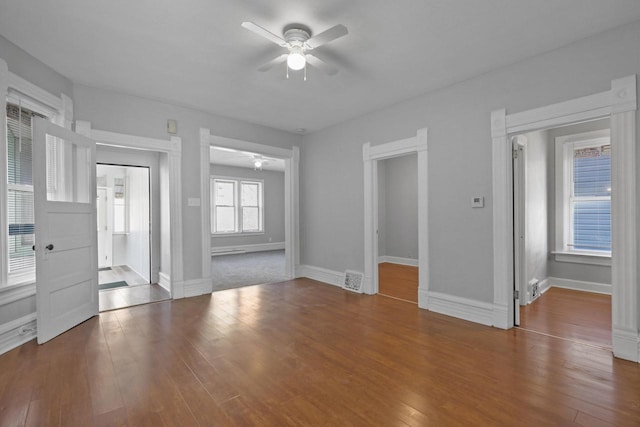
[211,249,289,292]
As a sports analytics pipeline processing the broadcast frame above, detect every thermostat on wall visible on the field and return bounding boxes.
[471,196,484,208]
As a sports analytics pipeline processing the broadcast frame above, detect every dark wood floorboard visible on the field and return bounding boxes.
[378,262,418,303]
[0,279,638,426]
[520,287,612,348]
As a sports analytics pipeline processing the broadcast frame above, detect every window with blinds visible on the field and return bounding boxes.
[571,144,611,251]
[6,103,47,275]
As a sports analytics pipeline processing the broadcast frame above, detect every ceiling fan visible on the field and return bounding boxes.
[241,21,348,79]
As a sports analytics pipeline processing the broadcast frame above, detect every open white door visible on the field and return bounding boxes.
[512,138,525,326]
[33,118,98,344]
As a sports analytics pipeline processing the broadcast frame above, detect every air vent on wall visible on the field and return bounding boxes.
[343,270,364,293]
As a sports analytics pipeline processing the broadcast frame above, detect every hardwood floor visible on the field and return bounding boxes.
[520,287,612,348]
[0,278,638,426]
[378,262,418,303]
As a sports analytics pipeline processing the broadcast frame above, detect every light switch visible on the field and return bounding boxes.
[187,198,200,207]
[471,196,484,208]
[167,119,178,134]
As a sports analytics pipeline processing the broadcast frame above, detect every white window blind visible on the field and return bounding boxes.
[6,103,47,275]
[570,144,611,252]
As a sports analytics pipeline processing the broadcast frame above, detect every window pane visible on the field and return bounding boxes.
[241,183,258,206]
[216,206,236,232]
[46,136,91,203]
[574,145,611,197]
[242,207,260,231]
[572,200,611,251]
[215,181,235,206]
[8,189,34,273]
[113,202,126,233]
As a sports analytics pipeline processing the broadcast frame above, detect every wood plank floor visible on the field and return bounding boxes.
[378,262,418,303]
[520,287,612,348]
[0,278,638,426]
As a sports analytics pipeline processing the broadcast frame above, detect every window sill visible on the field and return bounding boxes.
[212,232,265,238]
[552,251,611,266]
[0,280,37,307]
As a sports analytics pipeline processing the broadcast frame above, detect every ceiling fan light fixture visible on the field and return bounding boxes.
[287,46,306,70]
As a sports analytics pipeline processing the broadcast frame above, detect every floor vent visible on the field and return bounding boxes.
[343,270,364,293]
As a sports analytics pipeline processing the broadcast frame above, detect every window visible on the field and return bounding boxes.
[6,103,47,281]
[211,177,263,234]
[555,129,611,256]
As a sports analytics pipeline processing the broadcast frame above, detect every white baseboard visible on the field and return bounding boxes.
[613,327,640,362]
[539,278,551,295]
[548,277,611,295]
[158,272,171,293]
[427,291,494,327]
[182,278,212,298]
[492,303,509,329]
[296,264,343,288]
[0,313,36,356]
[210,241,285,256]
[377,256,419,267]
[418,288,429,309]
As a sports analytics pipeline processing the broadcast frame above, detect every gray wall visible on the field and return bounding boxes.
[379,154,418,260]
[524,130,549,286]
[547,118,612,284]
[73,84,301,281]
[210,164,285,248]
[300,20,640,303]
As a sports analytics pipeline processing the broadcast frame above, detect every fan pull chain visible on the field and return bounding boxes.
[286,66,289,79]
[304,62,307,81]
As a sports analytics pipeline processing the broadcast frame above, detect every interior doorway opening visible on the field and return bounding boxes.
[377,153,419,303]
[96,161,168,311]
[512,118,612,348]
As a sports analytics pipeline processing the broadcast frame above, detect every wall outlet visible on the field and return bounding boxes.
[471,196,484,208]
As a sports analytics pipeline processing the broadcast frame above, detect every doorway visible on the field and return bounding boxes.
[377,154,419,303]
[512,119,612,348]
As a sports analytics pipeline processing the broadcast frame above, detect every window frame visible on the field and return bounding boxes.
[554,129,612,264]
[1,70,69,290]
[210,176,264,236]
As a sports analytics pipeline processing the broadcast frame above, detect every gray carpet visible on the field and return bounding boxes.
[211,249,289,292]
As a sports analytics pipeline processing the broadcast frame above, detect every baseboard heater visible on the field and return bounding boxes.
[211,249,246,257]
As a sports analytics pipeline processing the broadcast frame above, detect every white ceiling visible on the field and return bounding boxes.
[210,146,285,172]
[2,1,640,134]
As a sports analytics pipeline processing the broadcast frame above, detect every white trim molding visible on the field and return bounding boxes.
[202,130,300,285]
[211,242,285,256]
[552,252,611,266]
[0,313,37,356]
[426,291,494,327]
[75,121,185,298]
[363,128,429,310]
[296,265,343,288]
[548,277,611,295]
[377,256,419,267]
[183,278,212,298]
[158,272,171,293]
[491,75,638,362]
[200,129,211,283]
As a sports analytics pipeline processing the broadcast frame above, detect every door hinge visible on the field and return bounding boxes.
[514,290,520,300]
[512,148,519,159]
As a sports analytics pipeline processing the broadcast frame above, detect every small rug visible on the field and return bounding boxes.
[99,281,128,290]
[98,267,112,272]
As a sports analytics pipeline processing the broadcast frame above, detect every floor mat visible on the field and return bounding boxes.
[99,280,128,290]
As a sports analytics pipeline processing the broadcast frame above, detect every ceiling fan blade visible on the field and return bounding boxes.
[306,24,348,49]
[306,54,339,76]
[241,21,287,47]
[257,53,288,72]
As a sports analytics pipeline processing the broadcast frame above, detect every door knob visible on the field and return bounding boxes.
[45,244,54,250]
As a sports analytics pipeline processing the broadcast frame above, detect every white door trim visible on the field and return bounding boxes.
[491,75,638,362]
[362,128,429,306]
[75,121,184,298]
[201,130,300,284]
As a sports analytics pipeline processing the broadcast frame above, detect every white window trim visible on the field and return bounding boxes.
[0,62,71,294]
[554,129,611,264]
[210,175,264,236]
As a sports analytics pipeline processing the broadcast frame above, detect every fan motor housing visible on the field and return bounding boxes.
[283,24,311,44]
